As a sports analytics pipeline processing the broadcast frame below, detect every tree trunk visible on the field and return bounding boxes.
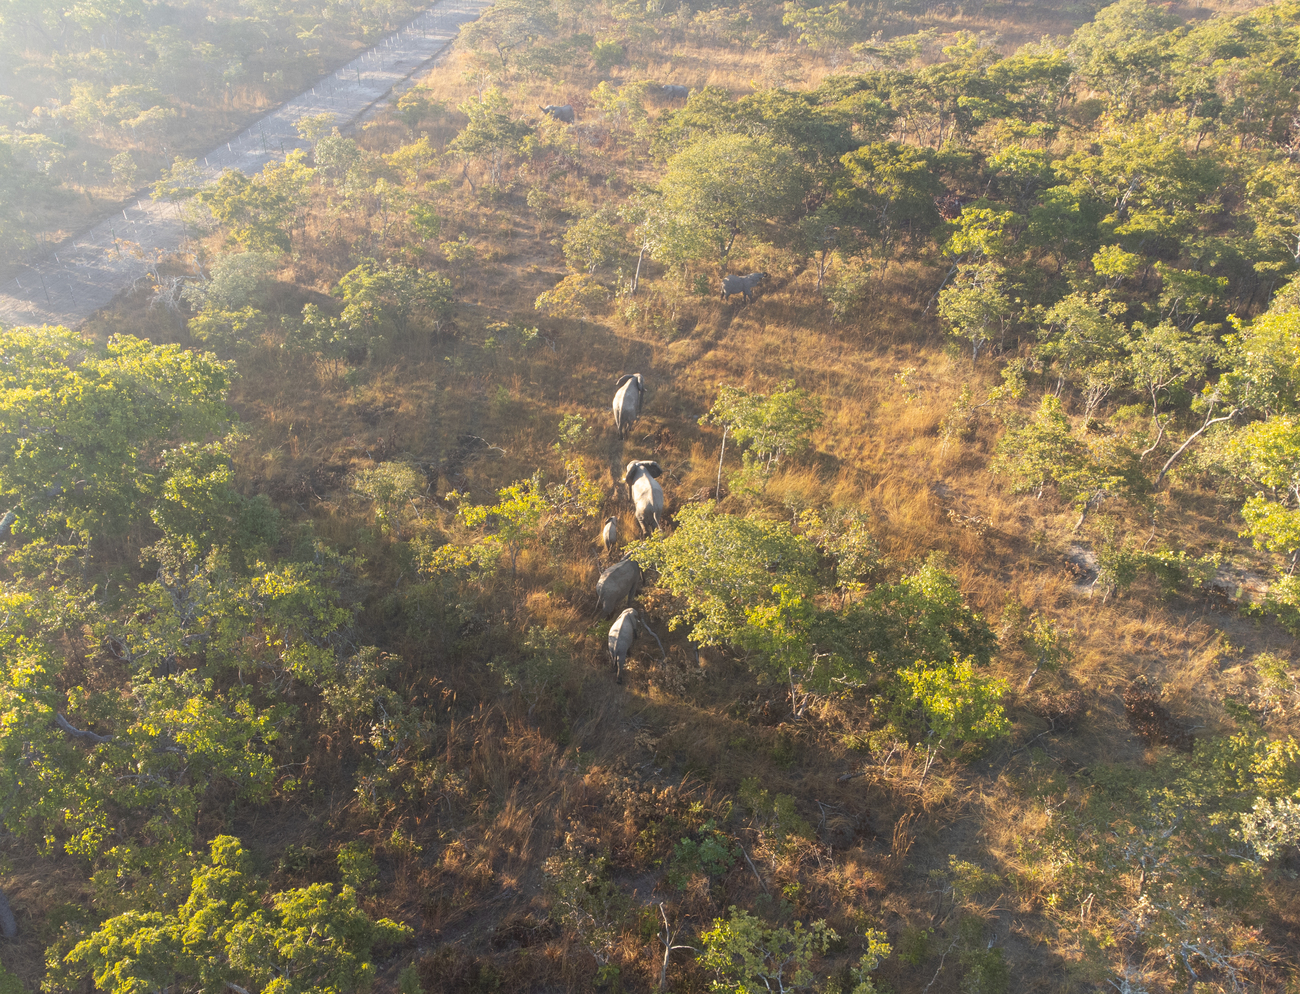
[1153,410,1235,491]
[715,425,727,501]
[632,244,645,294]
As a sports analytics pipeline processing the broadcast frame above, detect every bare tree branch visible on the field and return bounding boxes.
[55,713,112,744]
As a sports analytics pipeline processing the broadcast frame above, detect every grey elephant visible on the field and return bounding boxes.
[608,607,638,683]
[540,104,576,124]
[596,556,642,617]
[624,459,663,536]
[601,515,618,551]
[612,373,644,439]
[721,272,768,303]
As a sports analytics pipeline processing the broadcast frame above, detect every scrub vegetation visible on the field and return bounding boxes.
[3,0,1300,992]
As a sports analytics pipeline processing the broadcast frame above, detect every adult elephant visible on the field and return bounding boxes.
[596,557,642,617]
[612,373,644,440]
[624,460,663,537]
[608,607,638,683]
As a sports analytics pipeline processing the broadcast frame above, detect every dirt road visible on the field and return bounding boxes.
[0,0,490,330]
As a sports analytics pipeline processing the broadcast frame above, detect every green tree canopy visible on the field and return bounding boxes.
[630,504,821,647]
[0,326,233,541]
[659,132,808,266]
[58,834,411,994]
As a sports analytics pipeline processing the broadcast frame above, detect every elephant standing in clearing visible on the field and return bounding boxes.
[624,460,663,536]
[596,557,642,617]
[608,607,638,683]
[613,373,644,440]
[601,515,618,552]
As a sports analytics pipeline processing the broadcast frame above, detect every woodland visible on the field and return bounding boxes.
[2,0,1300,991]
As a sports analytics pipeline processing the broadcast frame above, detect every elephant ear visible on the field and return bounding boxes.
[643,461,663,479]
[614,373,637,389]
[623,461,639,485]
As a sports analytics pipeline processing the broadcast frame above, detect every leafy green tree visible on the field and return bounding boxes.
[630,505,821,647]
[314,128,364,183]
[58,835,411,994]
[197,168,293,252]
[782,0,854,50]
[700,380,824,480]
[698,907,837,994]
[458,0,557,76]
[991,394,1083,500]
[384,135,437,184]
[1126,320,1217,417]
[258,148,317,240]
[151,437,279,562]
[152,155,202,202]
[285,304,360,380]
[1246,158,1300,276]
[185,250,278,310]
[441,466,599,581]
[659,133,807,267]
[1022,613,1073,690]
[0,326,232,541]
[588,80,652,134]
[937,265,1014,363]
[534,273,609,319]
[352,462,426,536]
[562,205,631,275]
[992,395,1143,523]
[1030,293,1127,414]
[847,556,998,672]
[543,837,628,981]
[1227,417,1300,567]
[294,112,336,145]
[187,304,268,357]
[841,141,940,268]
[448,86,532,188]
[334,260,453,335]
[897,655,1011,747]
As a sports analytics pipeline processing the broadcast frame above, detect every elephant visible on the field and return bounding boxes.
[596,556,642,617]
[613,373,644,439]
[624,460,663,536]
[721,272,769,303]
[601,515,618,551]
[539,104,576,124]
[608,607,638,683]
[661,84,689,101]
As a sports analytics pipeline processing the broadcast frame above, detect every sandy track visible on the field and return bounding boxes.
[0,0,490,330]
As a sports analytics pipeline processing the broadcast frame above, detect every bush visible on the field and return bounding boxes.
[592,39,625,71]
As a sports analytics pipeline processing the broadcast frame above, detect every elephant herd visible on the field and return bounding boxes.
[594,372,670,681]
